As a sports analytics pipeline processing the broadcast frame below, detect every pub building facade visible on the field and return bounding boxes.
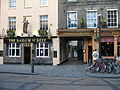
[57,0,120,65]
[1,0,120,65]
[0,0,59,65]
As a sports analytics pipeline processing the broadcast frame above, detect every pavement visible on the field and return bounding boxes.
[0,64,120,78]
[1,73,120,90]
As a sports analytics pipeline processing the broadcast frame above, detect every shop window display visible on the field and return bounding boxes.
[101,42,114,56]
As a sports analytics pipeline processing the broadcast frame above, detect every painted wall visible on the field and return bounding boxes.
[0,0,58,36]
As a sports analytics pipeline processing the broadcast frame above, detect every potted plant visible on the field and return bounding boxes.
[80,18,85,28]
[7,30,15,38]
[38,29,48,37]
[100,18,106,28]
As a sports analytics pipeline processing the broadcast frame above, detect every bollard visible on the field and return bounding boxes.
[31,59,34,73]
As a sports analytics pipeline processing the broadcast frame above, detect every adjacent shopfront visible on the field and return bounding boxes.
[58,29,120,65]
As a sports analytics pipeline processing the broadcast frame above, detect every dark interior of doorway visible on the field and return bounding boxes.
[24,47,31,64]
[88,46,92,65]
[63,40,84,65]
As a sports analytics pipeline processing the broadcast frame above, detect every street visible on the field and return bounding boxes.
[0,73,120,90]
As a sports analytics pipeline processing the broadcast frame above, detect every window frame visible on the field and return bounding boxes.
[9,0,16,8]
[8,17,16,31]
[24,0,32,8]
[40,0,48,7]
[8,43,21,57]
[40,15,48,30]
[36,42,49,58]
[107,9,118,28]
[67,11,78,29]
[87,10,97,28]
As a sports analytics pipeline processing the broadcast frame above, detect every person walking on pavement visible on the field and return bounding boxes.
[92,49,99,62]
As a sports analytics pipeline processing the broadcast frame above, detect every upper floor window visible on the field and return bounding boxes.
[87,10,97,28]
[40,15,48,30]
[67,0,77,2]
[24,0,32,8]
[36,43,49,57]
[87,0,97,1]
[107,9,118,28]
[9,43,21,57]
[9,0,16,8]
[8,17,16,30]
[40,0,48,6]
[67,11,77,29]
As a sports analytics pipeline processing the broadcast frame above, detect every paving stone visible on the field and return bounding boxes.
[36,79,72,84]
[0,82,23,89]
[73,78,109,85]
[0,64,120,78]
[21,84,41,90]
[36,85,113,90]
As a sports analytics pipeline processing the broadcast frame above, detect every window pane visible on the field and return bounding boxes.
[40,49,43,56]
[12,43,15,47]
[107,10,118,27]
[8,43,20,57]
[40,43,43,47]
[36,43,49,57]
[37,49,39,56]
[16,43,20,48]
[101,42,114,56]
[16,49,20,56]
[8,17,16,30]
[45,43,48,48]
[40,15,48,30]
[12,49,15,56]
[67,12,77,29]
[45,49,48,56]
[9,0,16,8]
[87,11,97,28]
[40,0,48,6]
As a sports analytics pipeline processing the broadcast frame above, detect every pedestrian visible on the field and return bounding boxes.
[92,49,99,62]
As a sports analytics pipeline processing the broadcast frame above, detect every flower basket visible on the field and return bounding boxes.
[7,30,15,38]
[80,18,85,28]
[38,29,48,37]
[93,34,99,41]
[100,18,106,28]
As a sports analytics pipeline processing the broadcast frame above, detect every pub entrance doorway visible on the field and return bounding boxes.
[24,47,31,64]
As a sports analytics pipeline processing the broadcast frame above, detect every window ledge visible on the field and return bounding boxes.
[9,56,21,58]
[8,8,16,10]
[39,6,48,8]
[24,7,32,9]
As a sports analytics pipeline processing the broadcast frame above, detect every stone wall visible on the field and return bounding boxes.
[58,0,120,29]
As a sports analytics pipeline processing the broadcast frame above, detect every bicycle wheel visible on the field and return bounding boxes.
[100,65,106,73]
[114,66,120,74]
[106,66,112,74]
